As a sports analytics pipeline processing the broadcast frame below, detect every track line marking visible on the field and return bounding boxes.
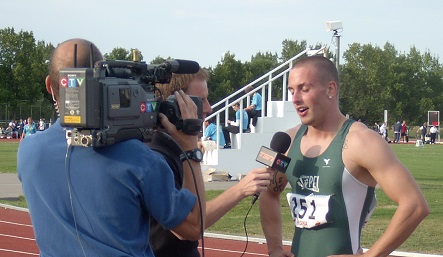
[0,248,39,256]
[0,233,36,241]
[200,247,267,256]
[0,220,33,227]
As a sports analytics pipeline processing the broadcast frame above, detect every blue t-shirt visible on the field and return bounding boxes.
[236,109,249,130]
[252,92,262,111]
[23,123,37,136]
[204,122,225,146]
[18,119,196,257]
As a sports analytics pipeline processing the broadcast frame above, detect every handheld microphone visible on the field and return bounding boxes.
[160,59,200,74]
[252,131,292,204]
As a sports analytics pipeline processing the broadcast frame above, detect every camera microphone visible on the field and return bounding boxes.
[160,59,200,74]
[252,131,292,204]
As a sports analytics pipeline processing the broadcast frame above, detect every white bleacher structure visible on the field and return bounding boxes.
[200,48,319,178]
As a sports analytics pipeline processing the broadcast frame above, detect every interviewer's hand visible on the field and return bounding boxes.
[237,167,273,197]
[159,90,199,150]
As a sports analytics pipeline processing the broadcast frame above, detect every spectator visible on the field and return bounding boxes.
[244,85,262,133]
[417,122,427,142]
[16,119,24,138]
[430,125,438,144]
[374,122,380,134]
[394,120,401,143]
[221,102,248,148]
[38,118,46,131]
[202,118,225,148]
[20,117,37,141]
[379,122,388,141]
[401,120,408,143]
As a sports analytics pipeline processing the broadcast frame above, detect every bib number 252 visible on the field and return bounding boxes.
[286,193,331,228]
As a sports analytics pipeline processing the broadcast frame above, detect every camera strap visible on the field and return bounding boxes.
[178,119,203,136]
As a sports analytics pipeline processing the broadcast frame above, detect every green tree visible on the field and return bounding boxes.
[208,51,245,105]
[280,39,308,62]
[243,51,279,100]
[0,28,53,120]
[341,43,443,126]
[103,47,144,62]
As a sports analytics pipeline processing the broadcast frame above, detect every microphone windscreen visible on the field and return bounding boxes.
[173,59,200,74]
[270,131,291,153]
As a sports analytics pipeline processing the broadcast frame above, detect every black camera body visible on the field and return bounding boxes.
[59,59,202,147]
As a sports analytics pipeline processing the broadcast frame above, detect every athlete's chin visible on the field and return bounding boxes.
[300,117,314,126]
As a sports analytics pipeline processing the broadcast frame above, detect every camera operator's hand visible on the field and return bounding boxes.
[158,90,199,151]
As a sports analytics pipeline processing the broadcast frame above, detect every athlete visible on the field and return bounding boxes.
[259,56,429,257]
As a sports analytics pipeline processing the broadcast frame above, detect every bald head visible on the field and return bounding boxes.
[47,38,103,101]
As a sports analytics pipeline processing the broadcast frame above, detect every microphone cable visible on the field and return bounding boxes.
[159,131,206,257]
[65,142,88,257]
[182,155,205,257]
[239,195,258,257]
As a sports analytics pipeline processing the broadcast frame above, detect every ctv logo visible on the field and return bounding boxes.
[275,158,289,168]
[60,75,85,88]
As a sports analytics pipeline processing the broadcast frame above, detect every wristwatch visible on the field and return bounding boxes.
[180,148,204,162]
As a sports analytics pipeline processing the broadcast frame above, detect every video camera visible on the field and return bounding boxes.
[59,59,203,148]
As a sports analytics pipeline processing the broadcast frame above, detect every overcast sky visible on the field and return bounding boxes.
[2,0,442,68]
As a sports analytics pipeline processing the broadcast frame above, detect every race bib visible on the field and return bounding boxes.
[286,193,331,229]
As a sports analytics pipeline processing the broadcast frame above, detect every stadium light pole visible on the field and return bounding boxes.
[326,21,343,71]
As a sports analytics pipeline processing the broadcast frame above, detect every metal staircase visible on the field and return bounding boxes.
[201,48,318,178]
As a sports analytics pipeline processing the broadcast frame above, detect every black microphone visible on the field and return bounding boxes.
[256,131,291,173]
[160,59,200,74]
[252,131,292,204]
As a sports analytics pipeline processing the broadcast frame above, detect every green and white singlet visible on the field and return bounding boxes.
[285,119,375,257]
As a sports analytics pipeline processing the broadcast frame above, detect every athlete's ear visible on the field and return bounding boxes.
[327,81,338,98]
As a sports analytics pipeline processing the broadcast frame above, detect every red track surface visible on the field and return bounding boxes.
[0,205,291,257]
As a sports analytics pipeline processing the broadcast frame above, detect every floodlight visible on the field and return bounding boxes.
[326,21,343,31]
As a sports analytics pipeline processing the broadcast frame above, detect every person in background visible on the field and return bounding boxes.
[417,122,427,142]
[374,122,380,134]
[259,55,429,257]
[401,120,408,143]
[202,117,225,148]
[244,85,262,132]
[379,121,388,142]
[222,102,248,148]
[16,118,24,138]
[38,118,46,131]
[429,125,438,144]
[20,117,36,140]
[18,38,206,257]
[393,120,401,143]
[150,70,272,257]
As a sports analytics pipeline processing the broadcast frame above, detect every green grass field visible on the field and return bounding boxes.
[1,141,442,254]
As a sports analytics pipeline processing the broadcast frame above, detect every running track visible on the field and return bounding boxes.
[0,204,289,256]
[2,205,440,257]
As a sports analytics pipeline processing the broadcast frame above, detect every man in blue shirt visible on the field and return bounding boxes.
[244,85,262,132]
[17,38,206,257]
[20,117,37,140]
[222,102,248,148]
[203,118,225,147]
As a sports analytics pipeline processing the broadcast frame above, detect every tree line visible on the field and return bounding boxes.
[1,27,442,127]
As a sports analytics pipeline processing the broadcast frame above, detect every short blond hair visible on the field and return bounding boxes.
[155,68,209,99]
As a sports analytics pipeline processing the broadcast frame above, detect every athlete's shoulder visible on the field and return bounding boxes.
[286,124,302,141]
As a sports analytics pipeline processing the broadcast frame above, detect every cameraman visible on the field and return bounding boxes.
[149,69,273,257]
[17,38,206,257]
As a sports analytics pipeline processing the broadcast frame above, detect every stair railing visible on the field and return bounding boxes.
[203,48,321,153]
